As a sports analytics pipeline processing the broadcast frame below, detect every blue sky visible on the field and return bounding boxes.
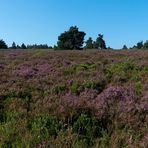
[0,0,148,48]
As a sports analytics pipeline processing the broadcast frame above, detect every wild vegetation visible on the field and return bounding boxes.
[0,49,147,147]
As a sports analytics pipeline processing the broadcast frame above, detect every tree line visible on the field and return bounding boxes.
[0,26,148,50]
[0,41,53,49]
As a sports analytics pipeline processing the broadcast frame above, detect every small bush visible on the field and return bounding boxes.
[70,81,83,95]
[64,67,76,75]
[135,81,143,95]
[76,63,96,71]
[83,80,106,93]
[52,85,67,95]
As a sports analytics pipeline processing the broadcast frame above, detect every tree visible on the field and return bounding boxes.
[53,45,58,50]
[16,45,21,49]
[107,46,113,50]
[136,41,143,49]
[94,34,106,49]
[57,26,86,50]
[143,40,148,49]
[11,42,17,49]
[122,45,128,50]
[21,43,27,49]
[0,39,8,49]
[85,37,94,49]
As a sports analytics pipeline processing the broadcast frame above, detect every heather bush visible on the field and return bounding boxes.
[93,86,147,129]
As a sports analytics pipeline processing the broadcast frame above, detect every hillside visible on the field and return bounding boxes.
[0,49,148,147]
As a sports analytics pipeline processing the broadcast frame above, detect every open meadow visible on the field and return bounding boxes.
[0,49,148,147]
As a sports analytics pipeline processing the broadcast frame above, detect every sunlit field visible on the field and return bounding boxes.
[0,49,148,147]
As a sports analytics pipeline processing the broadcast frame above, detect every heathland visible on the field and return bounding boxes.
[0,49,148,147]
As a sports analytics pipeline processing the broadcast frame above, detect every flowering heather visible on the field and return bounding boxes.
[0,49,148,147]
[94,87,139,126]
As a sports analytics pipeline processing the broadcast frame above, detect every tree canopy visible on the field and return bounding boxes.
[85,37,94,49]
[94,34,106,49]
[0,40,8,49]
[143,40,148,49]
[136,41,143,49]
[57,26,86,50]
[122,45,128,50]
[11,42,17,49]
[21,43,27,49]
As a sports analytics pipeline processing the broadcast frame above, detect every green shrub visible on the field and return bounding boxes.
[52,85,67,95]
[83,81,96,89]
[105,61,141,83]
[72,113,106,146]
[83,80,106,92]
[64,66,76,75]
[70,80,106,95]
[0,117,21,148]
[73,113,101,137]
[70,81,82,95]
[135,81,143,95]
[64,63,96,76]
[76,63,96,72]
[27,114,62,143]
[95,129,110,147]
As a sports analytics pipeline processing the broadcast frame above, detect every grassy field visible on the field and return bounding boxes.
[0,49,148,147]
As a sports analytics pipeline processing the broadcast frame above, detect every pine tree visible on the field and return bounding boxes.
[85,37,94,49]
[0,39,8,49]
[94,34,106,49]
[11,42,17,49]
[21,43,27,49]
[122,45,128,50]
